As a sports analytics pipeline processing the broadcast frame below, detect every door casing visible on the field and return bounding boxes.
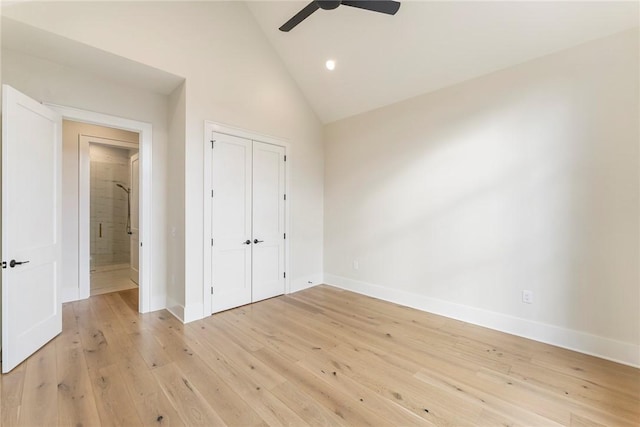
[47,103,153,314]
[203,121,291,316]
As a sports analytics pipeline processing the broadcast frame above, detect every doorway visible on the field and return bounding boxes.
[52,106,153,314]
[85,139,140,296]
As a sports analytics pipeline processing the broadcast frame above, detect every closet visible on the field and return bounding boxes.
[209,131,286,313]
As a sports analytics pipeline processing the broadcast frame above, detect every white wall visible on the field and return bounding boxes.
[2,48,172,310]
[166,82,187,310]
[2,2,325,321]
[324,30,639,366]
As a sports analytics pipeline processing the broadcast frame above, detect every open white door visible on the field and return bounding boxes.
[129,152,140,284]
[1,85,62,373]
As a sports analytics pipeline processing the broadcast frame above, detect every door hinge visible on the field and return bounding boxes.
[284,233,286,240]
[284,272,286,278]
[284,194,286,201]
[211,140,215,149]
[284,155,287,162]
[211,286,214,295]
[211,238,213,246]
[211,189,214,198]
[1,261,6,269]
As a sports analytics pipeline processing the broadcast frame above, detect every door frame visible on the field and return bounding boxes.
[203,120,291,316]
[47,103,153,313]
[78,135,139,300]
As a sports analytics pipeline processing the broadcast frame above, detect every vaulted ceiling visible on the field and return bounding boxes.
[2,1,637,125]
[247,1,638,123]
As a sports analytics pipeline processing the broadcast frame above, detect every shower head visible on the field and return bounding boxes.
[116,183,130,194]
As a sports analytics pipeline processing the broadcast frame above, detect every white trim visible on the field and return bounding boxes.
[80,134,139,150]
[203,120,291,318]
[324,274,640,368]
[166,296,184,323]
[47,103,153,314]
[77,136,90,301]
[207,121,289,147]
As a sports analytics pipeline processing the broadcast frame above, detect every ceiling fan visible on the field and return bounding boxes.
[279,1,401,32]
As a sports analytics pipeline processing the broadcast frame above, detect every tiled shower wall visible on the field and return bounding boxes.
[90,144,131,269]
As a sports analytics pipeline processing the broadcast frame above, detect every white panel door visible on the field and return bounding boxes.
[251,141,286,302]
[129,153,140,284]
[1,85,62,373]
[211,133,253,313]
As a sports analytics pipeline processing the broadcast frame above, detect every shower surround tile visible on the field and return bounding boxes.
[90,144,132,269]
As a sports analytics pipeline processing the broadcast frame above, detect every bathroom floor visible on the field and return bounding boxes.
[90,263,137,296]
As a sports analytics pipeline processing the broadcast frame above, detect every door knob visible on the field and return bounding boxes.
[9,259,29,268]
[253,239,264,244]
[243,240,251,245]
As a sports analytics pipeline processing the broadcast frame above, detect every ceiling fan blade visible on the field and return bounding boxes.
[342,0,401,15]
[279,2,320,32]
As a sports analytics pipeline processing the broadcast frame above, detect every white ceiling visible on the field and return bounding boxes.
[247,1,639,124]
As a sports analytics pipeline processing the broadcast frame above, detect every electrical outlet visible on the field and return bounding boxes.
[522,290,533,304]
[353,260,359,270]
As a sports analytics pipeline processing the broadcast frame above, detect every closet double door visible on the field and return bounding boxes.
[211,132,286,313]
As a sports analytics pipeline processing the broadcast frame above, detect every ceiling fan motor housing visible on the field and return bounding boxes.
[317,1,341,10]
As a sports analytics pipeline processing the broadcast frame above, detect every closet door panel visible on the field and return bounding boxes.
[252,141,286,302]
[211,134,253,313]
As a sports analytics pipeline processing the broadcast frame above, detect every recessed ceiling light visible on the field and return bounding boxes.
[325,59,336,71]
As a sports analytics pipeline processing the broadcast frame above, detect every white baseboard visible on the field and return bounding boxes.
[324,274,640,368]
[166,296,184,323]
[166,296,204,324]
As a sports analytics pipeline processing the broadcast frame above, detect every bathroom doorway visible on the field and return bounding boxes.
[58,111,152,313]
[88,142,140,295]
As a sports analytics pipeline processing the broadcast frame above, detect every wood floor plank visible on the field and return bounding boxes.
[325,343,486,426]
[295,348,432,426]
[92,364,144,426]
[2,285,637,426]
[270,380,350,427]
[103,291,144,335]
[133,391,187,427]
[185,322,287,393]
[56,300,101,426]
[127,329,173,370]
[1,359,26,409]
[17,340,58,426]
[152,362,226,426]
[508,358,640,423]
[253,347,396,427]
[237,387,311,427]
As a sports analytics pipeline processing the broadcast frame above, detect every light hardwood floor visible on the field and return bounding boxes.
[1,285,638,426]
